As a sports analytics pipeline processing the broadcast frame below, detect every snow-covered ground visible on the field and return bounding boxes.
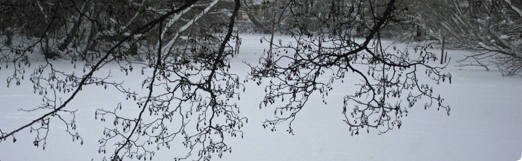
[0,34,521,161]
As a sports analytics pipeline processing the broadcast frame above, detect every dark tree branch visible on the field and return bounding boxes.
[0,0,199,142]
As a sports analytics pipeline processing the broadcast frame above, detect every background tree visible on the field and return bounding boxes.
[407,0,521,75]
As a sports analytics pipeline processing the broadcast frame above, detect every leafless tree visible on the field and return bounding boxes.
[250,0,451,135]
[1,0,455,160]
[1,0,244,160]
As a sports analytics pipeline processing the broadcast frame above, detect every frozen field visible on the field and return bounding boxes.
[0,34,521,161]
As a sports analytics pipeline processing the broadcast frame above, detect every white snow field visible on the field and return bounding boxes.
[0,34,521,161]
